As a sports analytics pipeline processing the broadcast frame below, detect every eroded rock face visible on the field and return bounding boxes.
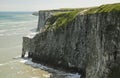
[85,12,120,78]
[37,10,75,31]
[22,10,120,78]
[37,11,51,31]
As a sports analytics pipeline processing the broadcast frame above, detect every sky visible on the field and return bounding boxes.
[0,0,120,11]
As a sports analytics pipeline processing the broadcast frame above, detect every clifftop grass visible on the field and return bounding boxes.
[46,10,80,30]
[45,3,120,30]
[40,3,120,13]
[85,3,120,14]
[55,3,120,14]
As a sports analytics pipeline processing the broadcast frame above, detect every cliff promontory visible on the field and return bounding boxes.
[22,3,120,78]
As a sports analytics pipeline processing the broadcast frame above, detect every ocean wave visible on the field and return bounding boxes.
[0,45,21,50]
[26,32,38,38]
[0,27,37,36]
[0,60,18,66]
[0,54,80,78]
[0,29,8,33]
[0,34,4,36]
[5,32,23,36]
[19,57,81,78]
[0,20,37,25]
[0,19,37,37]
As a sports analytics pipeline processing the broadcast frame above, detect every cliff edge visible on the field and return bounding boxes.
[22,3,120,78]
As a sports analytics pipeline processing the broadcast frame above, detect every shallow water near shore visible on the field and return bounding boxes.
[0,12,80,78]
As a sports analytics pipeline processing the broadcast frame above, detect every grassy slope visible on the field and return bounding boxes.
[85,3,120,14]
[45,3,120,30]
[46,10,80,30]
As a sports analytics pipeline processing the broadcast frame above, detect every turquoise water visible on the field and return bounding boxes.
[0,12,37,48]
[0,12,37,36]
[0,12,51,78]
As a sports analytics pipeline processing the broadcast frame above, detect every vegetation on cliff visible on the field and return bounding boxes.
[58,3,120,14]
[46,10,80,30]
[45,3,120,31]
[85,3,120,14]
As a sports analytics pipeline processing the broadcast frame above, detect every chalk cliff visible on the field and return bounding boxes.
[22,3,120,78]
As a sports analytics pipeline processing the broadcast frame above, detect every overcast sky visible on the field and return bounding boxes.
[0,0,120,11]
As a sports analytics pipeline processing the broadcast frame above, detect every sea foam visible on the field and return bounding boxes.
[0,60,18,66]
[19,57,81,78]
[26,32,38,38]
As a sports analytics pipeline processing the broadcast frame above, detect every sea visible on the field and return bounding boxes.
[0,12,80,78]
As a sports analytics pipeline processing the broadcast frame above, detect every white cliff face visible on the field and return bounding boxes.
[37,11,51,30]
[22,8,120,78]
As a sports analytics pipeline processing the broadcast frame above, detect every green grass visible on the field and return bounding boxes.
[40,3,120,14]
[46,10,80,30]
[85,3,120,14]
[44,3,120,31]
